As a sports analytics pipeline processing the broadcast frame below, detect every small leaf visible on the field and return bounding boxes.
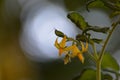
[88,0,104,7]
[86,0,105,11]
[84,25,110,33]
[101,52,119,71]
[55,29,64,37]
[67,12,88,31]
[76,34,88,42]
[76,34,103,44]
[91,38,103,44]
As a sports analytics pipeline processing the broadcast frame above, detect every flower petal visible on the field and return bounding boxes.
[59,48,64,56]
[54,37,60,49]
[59,36,66,48]
[71,45,82,57]
[77,53,84,63]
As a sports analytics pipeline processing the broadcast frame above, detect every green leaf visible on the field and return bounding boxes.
[73,69,104,80]
[55,29,64,37]
[67,12,88,31]
[72,69,96,80]
[84,25,110,34]
[101,52,119,71]
[72,68,114,80]
[76,34,103,44]
[91,38,103,44]
[88,0,104,7]
[86,0,105,11]
[76,34,88,42]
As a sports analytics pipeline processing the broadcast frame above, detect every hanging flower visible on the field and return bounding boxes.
[70,45,84,63]
[71,42,88,63]
[54,35,88,64]
[54,36,73,56]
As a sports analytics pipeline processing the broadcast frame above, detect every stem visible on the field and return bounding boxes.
[96,22,119,80]
[67,37,81,45]
[99,22,119,61]
[92,43,98,59]
[96,60,101,80]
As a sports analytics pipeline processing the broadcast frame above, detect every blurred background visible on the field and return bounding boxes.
[0,0,120,80]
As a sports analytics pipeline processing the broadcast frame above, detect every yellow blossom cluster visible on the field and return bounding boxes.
[54,36,88,64]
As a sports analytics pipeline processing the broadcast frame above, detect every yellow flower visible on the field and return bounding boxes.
[54,35,88,64]
[54,36,73,56]
[71,42,88,63]
[71,45,84,63]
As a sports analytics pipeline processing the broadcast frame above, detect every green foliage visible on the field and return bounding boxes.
[85,25,110,34]
[55,1,120,80]
[67,11,110,34]
[91,38,103,44]
[67,11,109,44]
[86,0,106,11]
[101,52,119,71]
[76,34,103,44]
[72,69,114,80]
[86,0,120,11]
[88,0,104,8]
[76,34,88,42]
[55,29,64,37]
[72,69,115,80]
[73,69,97,80]
[67,12,88,31]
